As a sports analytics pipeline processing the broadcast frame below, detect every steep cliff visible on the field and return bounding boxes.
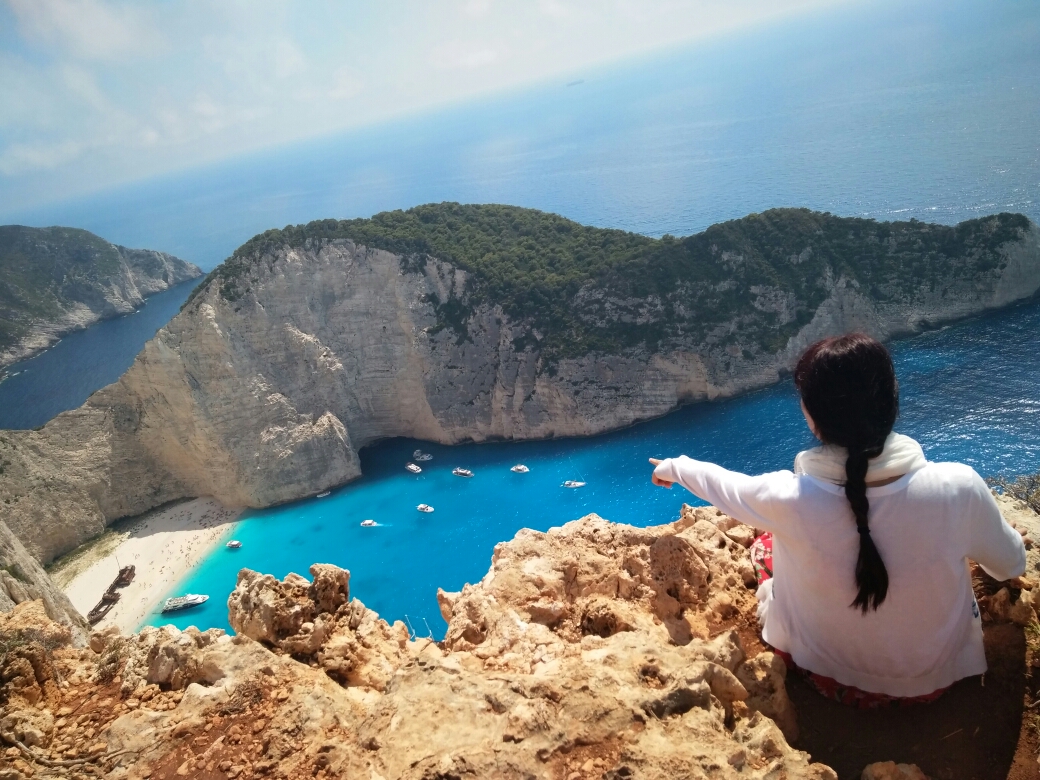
[0,225,202,368]
[2,206,1039,563]
[0,519,88,645]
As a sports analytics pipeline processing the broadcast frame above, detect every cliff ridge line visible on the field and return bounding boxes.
[2,207,1039,564]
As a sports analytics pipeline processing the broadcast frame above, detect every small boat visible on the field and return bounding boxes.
[406,463,422,474]
[452,467,474,478]
[413,450,433,461]
[316,491,331,498]
[562,480,586,488]
[226,540,242,549]
[510,464,529,473]
[114,565,135,587]
[360,519,377,527]
[417,504,434,513]
[161,594,209,613]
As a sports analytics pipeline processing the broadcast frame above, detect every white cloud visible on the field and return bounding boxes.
[0,0,854,208]
[7,0,161,61]
[431,43,503,71]
[0,139,83,175]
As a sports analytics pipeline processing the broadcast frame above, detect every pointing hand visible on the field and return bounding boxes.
[649,458,673,488]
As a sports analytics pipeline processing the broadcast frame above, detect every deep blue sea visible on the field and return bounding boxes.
[0,0,1035,635]
[0,280,201,429]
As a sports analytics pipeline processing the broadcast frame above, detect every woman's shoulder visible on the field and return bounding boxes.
[910,461,988,491]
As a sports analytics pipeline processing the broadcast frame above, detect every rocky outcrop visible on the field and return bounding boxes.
[0,508,844,779]
[0,225,202,368]
[1,500,1037,778]
[0,520,88,646]
[3,212,1040,563]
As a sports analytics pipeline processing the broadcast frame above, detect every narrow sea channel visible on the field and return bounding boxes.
[147,297,1040,636]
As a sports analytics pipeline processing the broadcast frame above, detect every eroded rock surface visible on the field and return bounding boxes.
[0,509,842,779]
[0,520,88,645]
[4,499,1039,778]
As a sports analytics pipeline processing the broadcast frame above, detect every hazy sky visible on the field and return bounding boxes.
[0,0,853,210]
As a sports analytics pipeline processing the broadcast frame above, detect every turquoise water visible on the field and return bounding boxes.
[149,297,1040,636]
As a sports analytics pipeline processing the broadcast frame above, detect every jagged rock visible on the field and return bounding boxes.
[0,510,838,778]
[117,624,231,695]
[0,601,70,710]
[0,524,88,645]
[440,510,761,662]
[736,651,799,742]
[89,624,121,654]
[228,563,409,691]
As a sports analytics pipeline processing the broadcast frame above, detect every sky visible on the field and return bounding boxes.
[0,0,854,212]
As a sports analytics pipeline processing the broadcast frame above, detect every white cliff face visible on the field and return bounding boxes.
[3,224,1040,564]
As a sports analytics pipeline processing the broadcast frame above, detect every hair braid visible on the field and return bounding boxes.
[845,444,889,612]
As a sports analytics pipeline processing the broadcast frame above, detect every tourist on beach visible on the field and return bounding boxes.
[650,332,1026,707]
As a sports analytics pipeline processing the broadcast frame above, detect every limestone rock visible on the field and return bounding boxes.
[228,563,409,691]
[4,219,1040,565]
[118,624,230,695]
[0,509,837,779]
[0,523,88,645]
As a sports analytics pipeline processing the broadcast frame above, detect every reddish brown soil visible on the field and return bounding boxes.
[708,567,1040,780]
[789,622,1037,780]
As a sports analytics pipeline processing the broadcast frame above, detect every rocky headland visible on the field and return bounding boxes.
[1,205,1039,564]
[0,226,202,369]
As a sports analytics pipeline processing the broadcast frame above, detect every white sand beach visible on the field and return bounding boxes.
[52,498,242,635]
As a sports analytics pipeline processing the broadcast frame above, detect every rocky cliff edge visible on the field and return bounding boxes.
[0,506,841,780]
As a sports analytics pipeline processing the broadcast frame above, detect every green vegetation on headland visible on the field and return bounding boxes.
[0,226,199,359]
[0,226,124,352]
[196,204,1032,361]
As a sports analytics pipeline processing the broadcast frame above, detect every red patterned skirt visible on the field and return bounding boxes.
[751,532,948,709]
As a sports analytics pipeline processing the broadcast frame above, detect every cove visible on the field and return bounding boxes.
[148,297,1040,636]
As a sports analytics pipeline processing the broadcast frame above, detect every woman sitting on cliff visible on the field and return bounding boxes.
[650,333,1026,707]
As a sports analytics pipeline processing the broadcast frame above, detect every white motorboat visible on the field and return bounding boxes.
[452,467,474,478]
[161,594,209,613]
[360,519,377,527]
[562,480,586,488]
[510,464,529,473]
[413,450,433,461]
[226,540,242,549]
[417,504,434,513]
[406,463,422,474]
[316,491,331,498]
